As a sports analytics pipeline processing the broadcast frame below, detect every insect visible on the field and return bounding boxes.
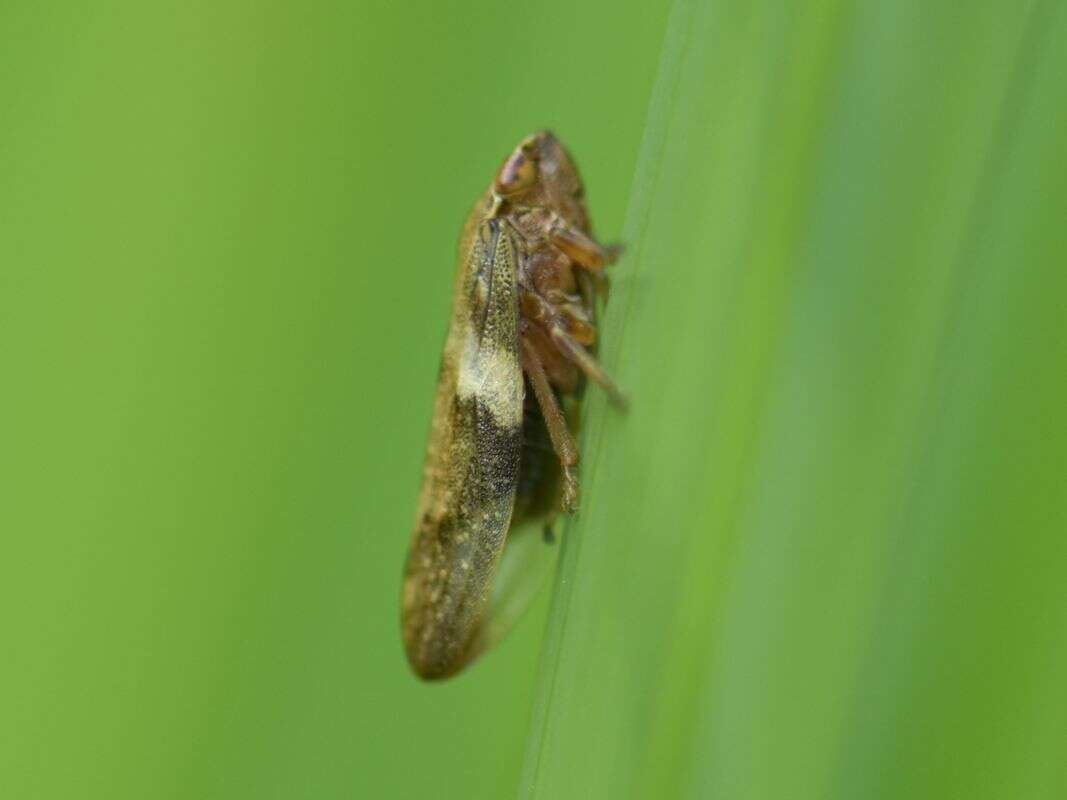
[402,130,625,680]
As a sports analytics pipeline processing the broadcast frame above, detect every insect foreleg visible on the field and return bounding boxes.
[547,214,623,271]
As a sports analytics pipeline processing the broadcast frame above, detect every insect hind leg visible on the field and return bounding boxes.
[521,338,581,513]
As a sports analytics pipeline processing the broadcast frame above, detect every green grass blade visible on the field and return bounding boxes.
[521,2,1067,798]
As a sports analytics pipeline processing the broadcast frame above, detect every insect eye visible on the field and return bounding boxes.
[494,150,539,196]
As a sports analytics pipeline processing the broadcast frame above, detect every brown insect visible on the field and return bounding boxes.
[401,130,625,680]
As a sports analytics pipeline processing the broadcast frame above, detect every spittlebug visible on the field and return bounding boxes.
[402,131,625,680]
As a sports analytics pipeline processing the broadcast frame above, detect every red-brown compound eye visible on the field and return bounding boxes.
[494,150,538,196]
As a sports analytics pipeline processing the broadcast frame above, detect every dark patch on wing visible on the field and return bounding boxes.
[472,396,523,500]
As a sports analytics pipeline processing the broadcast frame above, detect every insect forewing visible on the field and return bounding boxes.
[402,220,524,679]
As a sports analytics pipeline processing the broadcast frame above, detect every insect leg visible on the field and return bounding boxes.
[521,337,581,513]
[576,267,610,315]
[548,215,624,271]
[550,326,629,411]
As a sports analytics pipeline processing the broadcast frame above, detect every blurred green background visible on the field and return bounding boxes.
[2,1,1065,799]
